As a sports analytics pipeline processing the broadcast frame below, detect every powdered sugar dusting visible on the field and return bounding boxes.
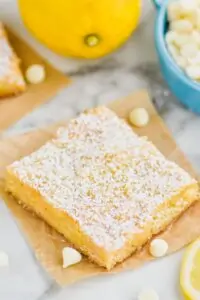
[0,38,12,79]
[10,107,196,251]
[0,23,24,85]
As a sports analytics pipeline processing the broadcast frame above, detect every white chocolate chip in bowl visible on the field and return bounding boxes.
[149,239,168,258]
[196,11,200,30]
[188,52,200,65]
[185,65,200,80]
[62,247,82,268]
[173,33,192,48]
[165,30,178,45]
[25,64,46,84]
[167,43,180,60]
[167,1,182,21]
[170,19,193,33]
[129,108,149,128]
[180,0,197,12]
[176,56,188,68]
[180,43,199,59]
[191,31,200,47]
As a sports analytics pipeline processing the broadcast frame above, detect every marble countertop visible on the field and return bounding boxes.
[0,0,200,299]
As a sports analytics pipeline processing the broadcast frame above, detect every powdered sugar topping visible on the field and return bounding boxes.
[0,38,13,79]
[10,107,196,250]
[0,23,24,85]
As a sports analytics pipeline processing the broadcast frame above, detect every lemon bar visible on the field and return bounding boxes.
[0,22,26,97]
[5,107,198,269]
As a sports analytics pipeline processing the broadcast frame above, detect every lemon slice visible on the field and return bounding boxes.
[180,238,200,300]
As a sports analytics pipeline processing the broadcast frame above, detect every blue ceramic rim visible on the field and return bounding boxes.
[154,0,200,91]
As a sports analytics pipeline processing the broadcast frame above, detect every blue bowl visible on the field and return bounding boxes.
[153,0,200,113]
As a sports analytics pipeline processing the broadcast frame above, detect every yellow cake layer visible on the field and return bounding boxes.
[5,107,199,269]
[5,169,198,269]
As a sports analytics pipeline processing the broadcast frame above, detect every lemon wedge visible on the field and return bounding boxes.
[180,238,200,300]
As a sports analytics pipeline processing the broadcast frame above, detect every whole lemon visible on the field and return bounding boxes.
[19,0,141,59]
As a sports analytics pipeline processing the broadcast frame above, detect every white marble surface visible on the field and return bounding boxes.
[0,0,200,299]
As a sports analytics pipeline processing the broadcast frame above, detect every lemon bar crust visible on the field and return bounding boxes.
[5,107,198,269]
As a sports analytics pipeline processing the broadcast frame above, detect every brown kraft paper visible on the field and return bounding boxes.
[0,90,199,286]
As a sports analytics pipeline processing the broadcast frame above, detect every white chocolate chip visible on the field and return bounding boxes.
[180,43,199,59]
[138,288,159,300]
[192,30,200,46]
[180,1,198,22]
[25,64,46,84]
[188,52,200,65]
[165,31,178,45]
[167,1,182,21]
[174,33,192,48]
[176,56,188,68]
[167,43,180,60]
[149,239,168,258]
[129,108,149,128]
[195,9,200,29]
[0,251,9,267]
[187,13,198,27]
[170,19,193,33]
[186,65,200,79]
[62,247,82,268]
[180,0,197,12]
